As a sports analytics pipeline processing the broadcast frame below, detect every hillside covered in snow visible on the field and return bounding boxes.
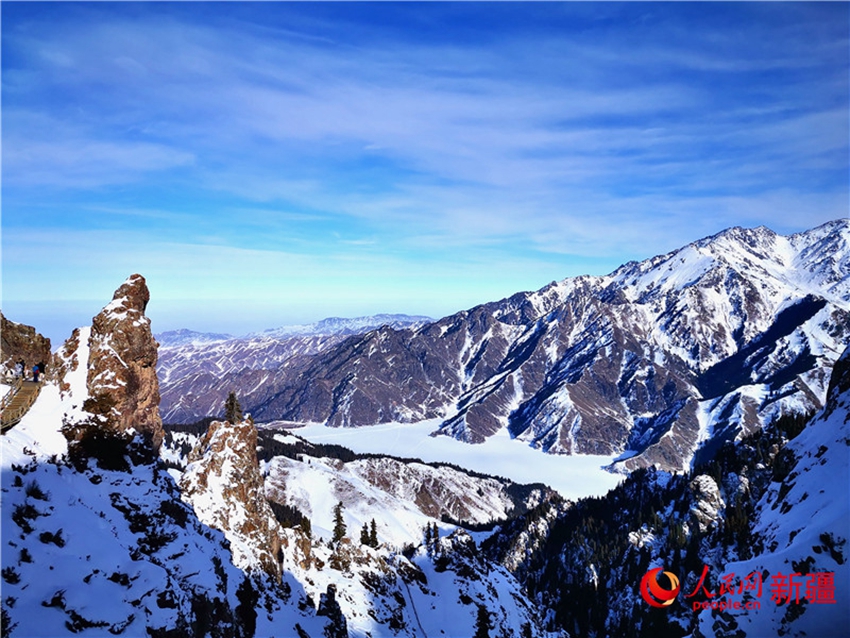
[159,220,850,476]
[1,277,559,637]
[156,315,431,424]
[2,218,848,637]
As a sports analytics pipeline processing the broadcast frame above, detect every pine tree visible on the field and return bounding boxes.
[360,523,370,546]
[369,519,378,548]
[332,501,346,543]
[424,523,433,547]
[224,391,243,424]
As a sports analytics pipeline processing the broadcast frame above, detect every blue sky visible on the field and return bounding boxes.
[2,2,848,344]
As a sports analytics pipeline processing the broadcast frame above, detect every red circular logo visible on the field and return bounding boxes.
[640,567,680,607]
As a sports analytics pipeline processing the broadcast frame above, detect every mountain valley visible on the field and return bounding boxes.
[1,219,848,637]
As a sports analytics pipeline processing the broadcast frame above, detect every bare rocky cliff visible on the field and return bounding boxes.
[85,274,164,449]
[0,312,51,376]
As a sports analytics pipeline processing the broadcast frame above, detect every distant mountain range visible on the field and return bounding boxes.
[157,219,849,472]
[156,314,432,348]
[4,241,847,638]
[155,314,432,423]
[251,314,433,339]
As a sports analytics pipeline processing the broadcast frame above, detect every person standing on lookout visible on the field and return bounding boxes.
[32,364,40,383]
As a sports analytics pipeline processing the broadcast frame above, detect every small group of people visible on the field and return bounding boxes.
[12,359,46,383]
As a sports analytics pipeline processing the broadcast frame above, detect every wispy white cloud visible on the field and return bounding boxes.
[2,2,847,331]
[3,135,195,189]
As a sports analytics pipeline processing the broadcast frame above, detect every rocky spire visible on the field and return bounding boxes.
[180,419,284,580]
[86,274,163,449]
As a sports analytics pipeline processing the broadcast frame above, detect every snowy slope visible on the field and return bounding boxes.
[4,303,556,637]
[1,329,329,637]
[694,347,850,637]
[160,220,849,474]
[259,429,552,547]
[475,345,850,638]
[288,419,622,501]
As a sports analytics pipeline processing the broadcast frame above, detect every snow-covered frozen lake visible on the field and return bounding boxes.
[275,419,624,502]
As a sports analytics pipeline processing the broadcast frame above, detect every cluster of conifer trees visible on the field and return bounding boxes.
[481,410,814,637]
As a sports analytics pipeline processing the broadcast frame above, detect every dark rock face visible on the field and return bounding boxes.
[0,312,51,376]
[316,584,348,638]
[156,316,431,424]
[157,333,345,424]
[86,274,163,450]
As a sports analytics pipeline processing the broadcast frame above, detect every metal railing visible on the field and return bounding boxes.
[0,377,24,412]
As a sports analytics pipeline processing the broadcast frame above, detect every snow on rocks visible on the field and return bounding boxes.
[1,313,328,638]
[688,474,726,534]
[84,274,164,450]
[695,345,850,637]
[180,419,284,579]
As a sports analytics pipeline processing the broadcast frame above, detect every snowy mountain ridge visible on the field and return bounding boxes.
[157,219,849,474]
[156,315,432,423]
[156,329,235,348]
[251,314,433,339]
[156,314,432,348]
[478,343,850,637]
[2,278,556,637]
[3,261,847,637]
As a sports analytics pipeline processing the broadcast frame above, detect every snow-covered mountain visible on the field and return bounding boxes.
[252,314,433,339]
[159,219,850,473]
[2,278,555,637]
[156,315,431,423]
[480,344,850,636]
[3,268,847,637]
[156,329,235,348]
[696,345,850,636]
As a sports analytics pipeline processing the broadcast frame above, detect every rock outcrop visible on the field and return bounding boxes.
[86,274,163,449]
[0,312,51,377]
[180,419,284,580]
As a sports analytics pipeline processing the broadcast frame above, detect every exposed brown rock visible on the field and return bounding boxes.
[52,328,81,396]
[180,419,284,580]
[86,274,163,449]
[0,312,51,377]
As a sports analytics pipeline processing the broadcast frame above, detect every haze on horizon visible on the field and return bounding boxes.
[2,2,847,346]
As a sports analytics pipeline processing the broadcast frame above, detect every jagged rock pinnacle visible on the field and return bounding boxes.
[86,274,163,449]
[180,419,284,580]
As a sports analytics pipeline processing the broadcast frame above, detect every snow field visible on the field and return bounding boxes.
[284,418,623,502]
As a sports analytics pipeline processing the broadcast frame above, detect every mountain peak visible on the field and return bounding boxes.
[85,274,163,450]
[103,273,151,316]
